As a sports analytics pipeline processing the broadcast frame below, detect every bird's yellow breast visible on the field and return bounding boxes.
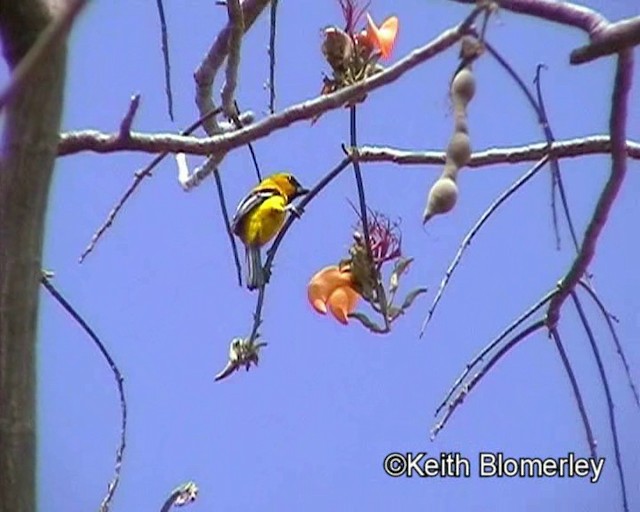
[241,195,287,247]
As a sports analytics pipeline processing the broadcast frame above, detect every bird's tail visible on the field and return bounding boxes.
[246,246,264,290]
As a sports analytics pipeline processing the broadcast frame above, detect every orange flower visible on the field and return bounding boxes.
[307,266,361,325]
[359,13,398,59]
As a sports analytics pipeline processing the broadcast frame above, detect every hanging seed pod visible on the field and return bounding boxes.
[451,67,475,106]
[423,176,458,223]
[446,132,472,169]
[423,37,479,224]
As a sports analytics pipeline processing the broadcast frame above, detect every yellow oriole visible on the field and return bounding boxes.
[231,172,309,290]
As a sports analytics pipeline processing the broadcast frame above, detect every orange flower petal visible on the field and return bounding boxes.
[366,13,398,59]
[327,285,360,325]
[307,265,354,316]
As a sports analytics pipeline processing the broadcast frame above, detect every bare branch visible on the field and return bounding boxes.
[578,280,640,409]
[0,0,88,112]
[154,0,174,120]
[546,51,634,329]
[195,0,270,134]
[118,94,141,139]
[431,319,546,440]
[421,156,550,337]
[435,289,557,417]
[268,0,279,113]
[452,0,609,38]
[78,107,224,263]
[41,276,127,512]
[570,292,629,511]
[60,17,471,163]
[221,0,244,117]
[549,326,597,459]
[571,16,640,65]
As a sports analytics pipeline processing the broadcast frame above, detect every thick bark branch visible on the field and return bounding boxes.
[0,1,68,510]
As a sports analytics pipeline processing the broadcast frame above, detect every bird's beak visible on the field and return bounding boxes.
[294,186,309,198]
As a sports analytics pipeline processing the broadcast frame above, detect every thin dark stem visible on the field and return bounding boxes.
[533,63,580,252]
[233,100,262,181]
[578,280,640,408]
[268,0,279,113]
[212,169,243,286]
[421,155,549,337]
[534,64,560,250]
[349,106,389,327]
[431,319,546,440]
[249,156,352,342]
[40,276,127,512]
[435,289,557,416]
[549,326,598,459]
[155,0,174,121]
[79,106,222,263]
[571,291,629,511]
[483,41,579,253]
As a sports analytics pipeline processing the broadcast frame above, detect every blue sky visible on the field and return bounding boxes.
[31,0,640,510]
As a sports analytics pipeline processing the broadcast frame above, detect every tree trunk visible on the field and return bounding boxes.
[0,1,67,510]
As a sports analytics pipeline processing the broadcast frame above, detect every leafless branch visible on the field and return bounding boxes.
[356,137,640,166]
[118,94,141,139]
[60,17,473,164]
[420,156,550,337]
[578,280,640,409]
[78,107,224,263]
[154,0,174,120]
[570,291,628,511]
[431,319,546,440]
[435,289,557,417]
[268,0,279,113]
[549,326,598,459]
[571,16,640,65]
[41,276,127,512]
[195,0,270,135]
[0,0,88,112]
[546,50,634,329]
[221,0,244,117]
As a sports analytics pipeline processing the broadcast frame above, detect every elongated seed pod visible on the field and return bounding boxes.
[423,38,479,224]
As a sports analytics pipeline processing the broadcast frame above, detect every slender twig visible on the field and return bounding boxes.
[349,106,389,328]
[221,0,244,117]
[78,107,223,263]
[212,166,243,287]
[249,156,352,342]
[578,280,640,408]
[546,50,634,329]
[421,155,550,337]
[154,0,174,120]
[570,291,628,511]
[354,137,640,166]
[533,63,580,253]
[0,0,89,112]
[233,101,262,182]
[534,64,560,249]
[483,41,577,253]
[431,319,546,440]
[549,326,598,459]
[268,0,279,113]
[118,94,141,139]
[435,289,557,416]
[40,276,127,512]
